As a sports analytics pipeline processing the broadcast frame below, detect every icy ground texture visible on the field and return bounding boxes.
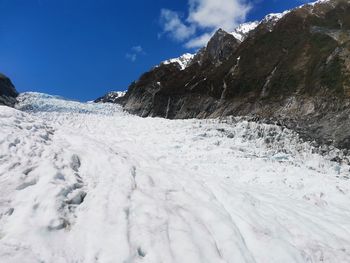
[0,92,349,263]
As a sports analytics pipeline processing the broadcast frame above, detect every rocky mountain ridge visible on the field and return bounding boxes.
[95,91,126,104]
[230,21,259,42]
[97,0,350,150]
[161,53,195,70]
[0,73,18,107]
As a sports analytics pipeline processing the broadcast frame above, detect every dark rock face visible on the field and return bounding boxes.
[0,73,18,107]
[192,29,241,67]
[101,0,350,149]
[121,30,241,118]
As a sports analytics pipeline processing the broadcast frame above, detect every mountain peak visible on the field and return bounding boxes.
[103,0,350,151]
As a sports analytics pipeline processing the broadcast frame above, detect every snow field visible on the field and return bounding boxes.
[0,93,349,262]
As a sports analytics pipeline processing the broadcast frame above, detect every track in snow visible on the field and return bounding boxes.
[0,92,349,263]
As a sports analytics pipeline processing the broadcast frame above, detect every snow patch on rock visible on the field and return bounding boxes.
[161,53,195,70]
[309,0,331,6]
[230,21,259,42]
[262,10,290,25]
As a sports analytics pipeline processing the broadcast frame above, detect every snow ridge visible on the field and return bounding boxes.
[161,53,195,70]
[229,0,332,40]
[262,10,290,24]
[103,91,126,99]
[231,21,259,42]
[309,0,331,6]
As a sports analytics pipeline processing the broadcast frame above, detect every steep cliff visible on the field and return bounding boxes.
[0,73,18,107]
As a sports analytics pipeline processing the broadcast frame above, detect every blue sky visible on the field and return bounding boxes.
[0,0,314,101]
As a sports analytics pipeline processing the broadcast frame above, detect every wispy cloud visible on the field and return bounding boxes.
[160,9,195,41]
[131,46,143,53]
[185,32,213,49]
[126,45,145,62]
[160,0,252,49]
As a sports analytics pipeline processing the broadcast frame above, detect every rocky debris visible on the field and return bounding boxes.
[0,73,18,107]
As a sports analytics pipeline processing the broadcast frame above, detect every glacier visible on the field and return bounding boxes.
[0,92,349,263]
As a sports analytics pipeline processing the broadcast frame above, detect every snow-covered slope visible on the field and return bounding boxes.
[0,92,349,262]
[230,0,332,39]
[262,10,290,23]
[310,0,331,6]
[259,0,332,25]
[161,53,194,70]
[230,21,259,42]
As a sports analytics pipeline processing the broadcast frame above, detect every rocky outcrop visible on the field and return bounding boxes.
[99,0,350,150]
[0,73,18,107]
[95,91,126,104]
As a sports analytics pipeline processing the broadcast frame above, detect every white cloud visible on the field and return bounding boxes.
[126,45,145,62]
[188,0,251,31]
[185,32,213,49]
[160,9,195,41]
[160,0,252,49]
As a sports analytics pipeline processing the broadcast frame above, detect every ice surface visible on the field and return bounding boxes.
[0,92,349,263]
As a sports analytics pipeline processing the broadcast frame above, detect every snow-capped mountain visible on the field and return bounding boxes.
[157,1,333,72]
[108,0,350,151]
[229,0,331,39]
[0,92,349,262]
[2,0,349,262]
